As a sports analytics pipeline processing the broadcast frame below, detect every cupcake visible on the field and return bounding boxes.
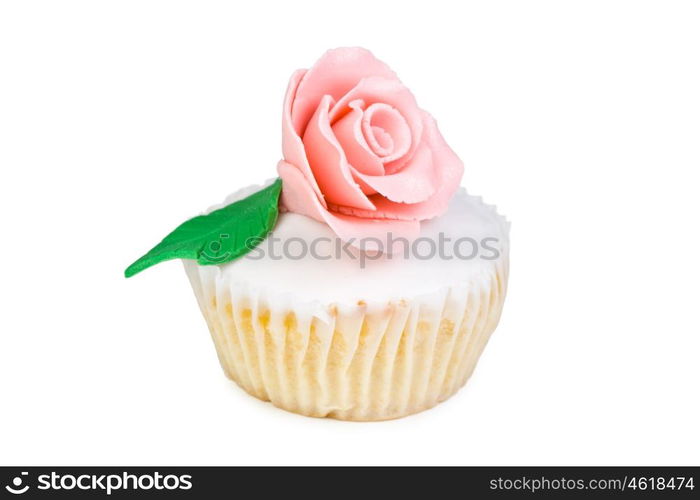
[126,48,509,421]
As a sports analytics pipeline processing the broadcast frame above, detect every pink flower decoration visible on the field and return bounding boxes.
[278,47,464,247]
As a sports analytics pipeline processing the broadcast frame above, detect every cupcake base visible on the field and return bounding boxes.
[184,256,508,421]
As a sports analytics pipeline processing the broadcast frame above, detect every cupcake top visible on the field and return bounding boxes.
[201,185,508,305]
[126,48,505,285]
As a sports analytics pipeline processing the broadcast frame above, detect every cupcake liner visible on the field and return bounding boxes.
[183,250,508,421]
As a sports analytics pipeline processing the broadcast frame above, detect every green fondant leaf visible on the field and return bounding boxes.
[125,178,282,278]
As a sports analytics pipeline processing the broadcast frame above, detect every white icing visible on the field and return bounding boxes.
[200,185,509,306]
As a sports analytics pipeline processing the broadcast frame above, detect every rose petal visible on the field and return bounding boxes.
[278,161,420,251]
[291,47,398,136]
[361,103,411,162]
[282,69,326,207]
[331,99,384,177]
[333,112,463,220]
[353,143,437,203]
[328,77,423,170]
[303,95,376,211]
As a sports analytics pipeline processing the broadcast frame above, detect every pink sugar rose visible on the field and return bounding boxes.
[277,47,464,248]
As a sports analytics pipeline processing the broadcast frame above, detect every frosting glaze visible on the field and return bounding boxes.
[199,185,509,308]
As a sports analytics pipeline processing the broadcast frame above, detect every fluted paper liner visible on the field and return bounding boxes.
[183,247,509,421]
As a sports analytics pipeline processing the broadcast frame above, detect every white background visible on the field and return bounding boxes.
[1,0,699,466]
